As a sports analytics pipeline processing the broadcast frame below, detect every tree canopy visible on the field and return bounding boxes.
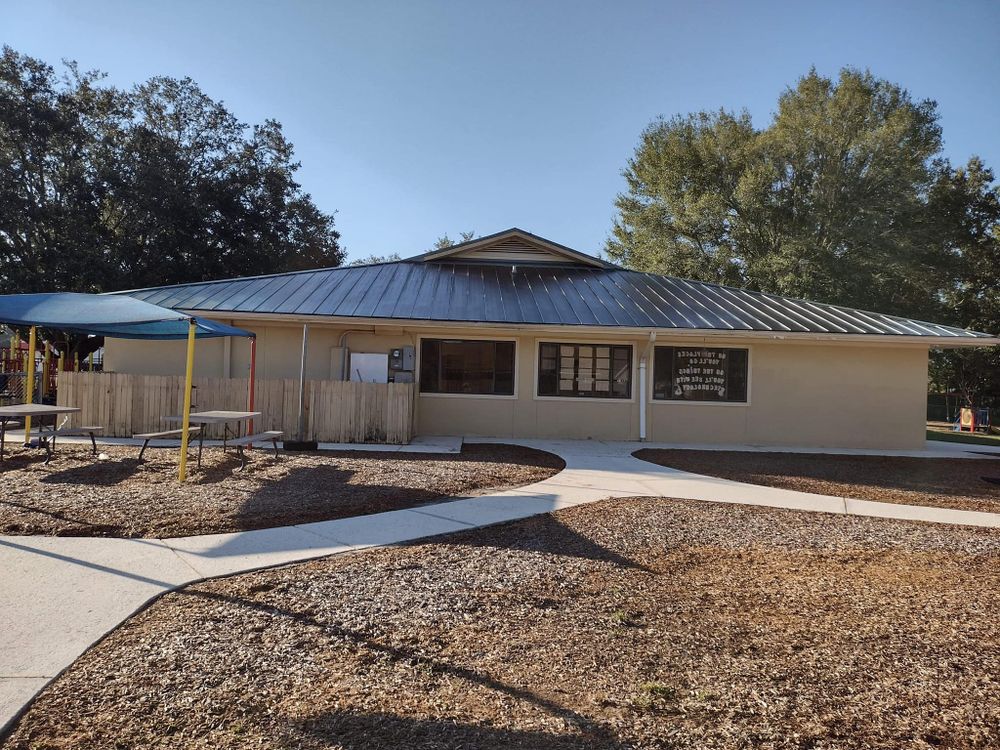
[609,67,1000,406]
[0,46,343,297]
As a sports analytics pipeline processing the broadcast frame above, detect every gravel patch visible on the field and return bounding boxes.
[4,498,999,749]
[0,443,563,538]
[636,448,1000,514]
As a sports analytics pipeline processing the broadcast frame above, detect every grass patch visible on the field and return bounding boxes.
[926,428,1000,446]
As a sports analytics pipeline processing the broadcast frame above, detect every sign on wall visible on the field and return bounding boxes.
[653,346,749,402]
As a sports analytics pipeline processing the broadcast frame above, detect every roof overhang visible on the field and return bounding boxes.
[174,308,1000,348]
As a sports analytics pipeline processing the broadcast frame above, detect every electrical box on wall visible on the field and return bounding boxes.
[389,345,415,371]
[349,352,389,383]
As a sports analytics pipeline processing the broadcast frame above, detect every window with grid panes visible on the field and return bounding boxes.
[537,343,631,398]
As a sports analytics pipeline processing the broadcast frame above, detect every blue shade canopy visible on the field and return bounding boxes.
[0,293,253,339]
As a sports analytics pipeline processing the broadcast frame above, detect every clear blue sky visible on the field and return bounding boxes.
[5,0,999,262]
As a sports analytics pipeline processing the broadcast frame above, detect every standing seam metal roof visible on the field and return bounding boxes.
[118,260,995,340]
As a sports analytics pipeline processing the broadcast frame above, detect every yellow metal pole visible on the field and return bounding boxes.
[178,319,197,482]
[24,326,37,443]
[41,343,50,397]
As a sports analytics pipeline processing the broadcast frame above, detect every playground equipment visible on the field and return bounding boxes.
[956,407,992,433]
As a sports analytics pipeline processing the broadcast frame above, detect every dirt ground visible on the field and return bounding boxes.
[0,443,563,538]
[4,497,998,750]
[635,448,1000,514]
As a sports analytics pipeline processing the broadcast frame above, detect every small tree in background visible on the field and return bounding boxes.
[432,231,476,250]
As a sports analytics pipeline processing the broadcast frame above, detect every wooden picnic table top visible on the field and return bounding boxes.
[164,410,261,425]
[0,404,81,419]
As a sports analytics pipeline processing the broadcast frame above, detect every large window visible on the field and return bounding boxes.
[653,346,748,402]
[538,343,632,399]
[420,339,515,395]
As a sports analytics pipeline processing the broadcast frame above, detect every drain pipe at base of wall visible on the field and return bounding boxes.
[639,331,656,441]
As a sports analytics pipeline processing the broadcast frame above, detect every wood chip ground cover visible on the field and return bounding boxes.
[5,498,998,749]
[635,449,1000,514]
[0,443,563,537]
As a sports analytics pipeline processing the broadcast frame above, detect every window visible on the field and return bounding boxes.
[653,346,748,402]
[537,343,632,399]
[420,339,515,395]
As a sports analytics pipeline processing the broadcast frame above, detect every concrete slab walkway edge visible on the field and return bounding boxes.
[2,438,999,737]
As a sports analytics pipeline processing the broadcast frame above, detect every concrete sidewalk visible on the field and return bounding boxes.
[3,438,1000,735]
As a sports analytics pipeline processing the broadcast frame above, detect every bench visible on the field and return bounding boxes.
[225,430,283,469]
[0,419,23,460]
[134,427,202,462]
[38,425,104,464]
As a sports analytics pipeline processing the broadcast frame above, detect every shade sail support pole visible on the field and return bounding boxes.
[297,324,308,441]
[178,319,197,482]
[23,326,37,444]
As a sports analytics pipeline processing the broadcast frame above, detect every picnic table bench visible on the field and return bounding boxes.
[226,430,283,469]
[38,425,104,462]
[0,404,99,463]
[134,427,203,462]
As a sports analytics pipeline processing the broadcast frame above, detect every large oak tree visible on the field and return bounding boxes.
[0,46,342,297]
[609,67,1000,408]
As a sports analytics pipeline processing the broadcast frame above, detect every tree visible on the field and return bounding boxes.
[432,231,476,251]
[349,253,401,266]
[608,68,953,320]
[928,158,1000,407]
[0,46,343,298]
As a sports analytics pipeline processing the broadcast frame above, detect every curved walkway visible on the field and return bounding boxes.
[3,438,1000,736]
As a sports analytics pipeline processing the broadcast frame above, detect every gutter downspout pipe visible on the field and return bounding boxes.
[639,331,656,442]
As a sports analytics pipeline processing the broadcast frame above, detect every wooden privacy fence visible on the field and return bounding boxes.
[56,372,414,444]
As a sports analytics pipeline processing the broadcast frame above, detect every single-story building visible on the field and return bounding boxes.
[105,228,999,449]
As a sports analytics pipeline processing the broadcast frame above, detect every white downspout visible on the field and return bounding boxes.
[639,331,656,442]
[639,357,647,441]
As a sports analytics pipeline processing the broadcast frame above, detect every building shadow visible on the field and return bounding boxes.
[441,511,656,574]
[633,448,1000,502]
[288,709,619,749]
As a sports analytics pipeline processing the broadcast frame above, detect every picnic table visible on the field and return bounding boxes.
[163,410,265,469]
[0,403,100,462]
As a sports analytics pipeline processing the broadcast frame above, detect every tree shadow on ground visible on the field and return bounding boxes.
[179,588,628,750]
[0,497,125,535]
[39,458,143,486]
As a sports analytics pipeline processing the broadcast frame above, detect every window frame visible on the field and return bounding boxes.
[650,343,752,406]
[416,335,519,399]
[534,340,636,402]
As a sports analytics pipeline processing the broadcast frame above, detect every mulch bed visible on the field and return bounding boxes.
[0,443,563,538]
[635,448,1000,514]
[4,498,999,749]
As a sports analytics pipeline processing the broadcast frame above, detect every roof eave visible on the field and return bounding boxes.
[169,308,1000,346]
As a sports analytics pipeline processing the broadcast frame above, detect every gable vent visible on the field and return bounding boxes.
[450,237,571,264]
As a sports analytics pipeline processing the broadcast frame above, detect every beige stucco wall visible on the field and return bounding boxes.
[645,342,928,449]
[102,319,929,449]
